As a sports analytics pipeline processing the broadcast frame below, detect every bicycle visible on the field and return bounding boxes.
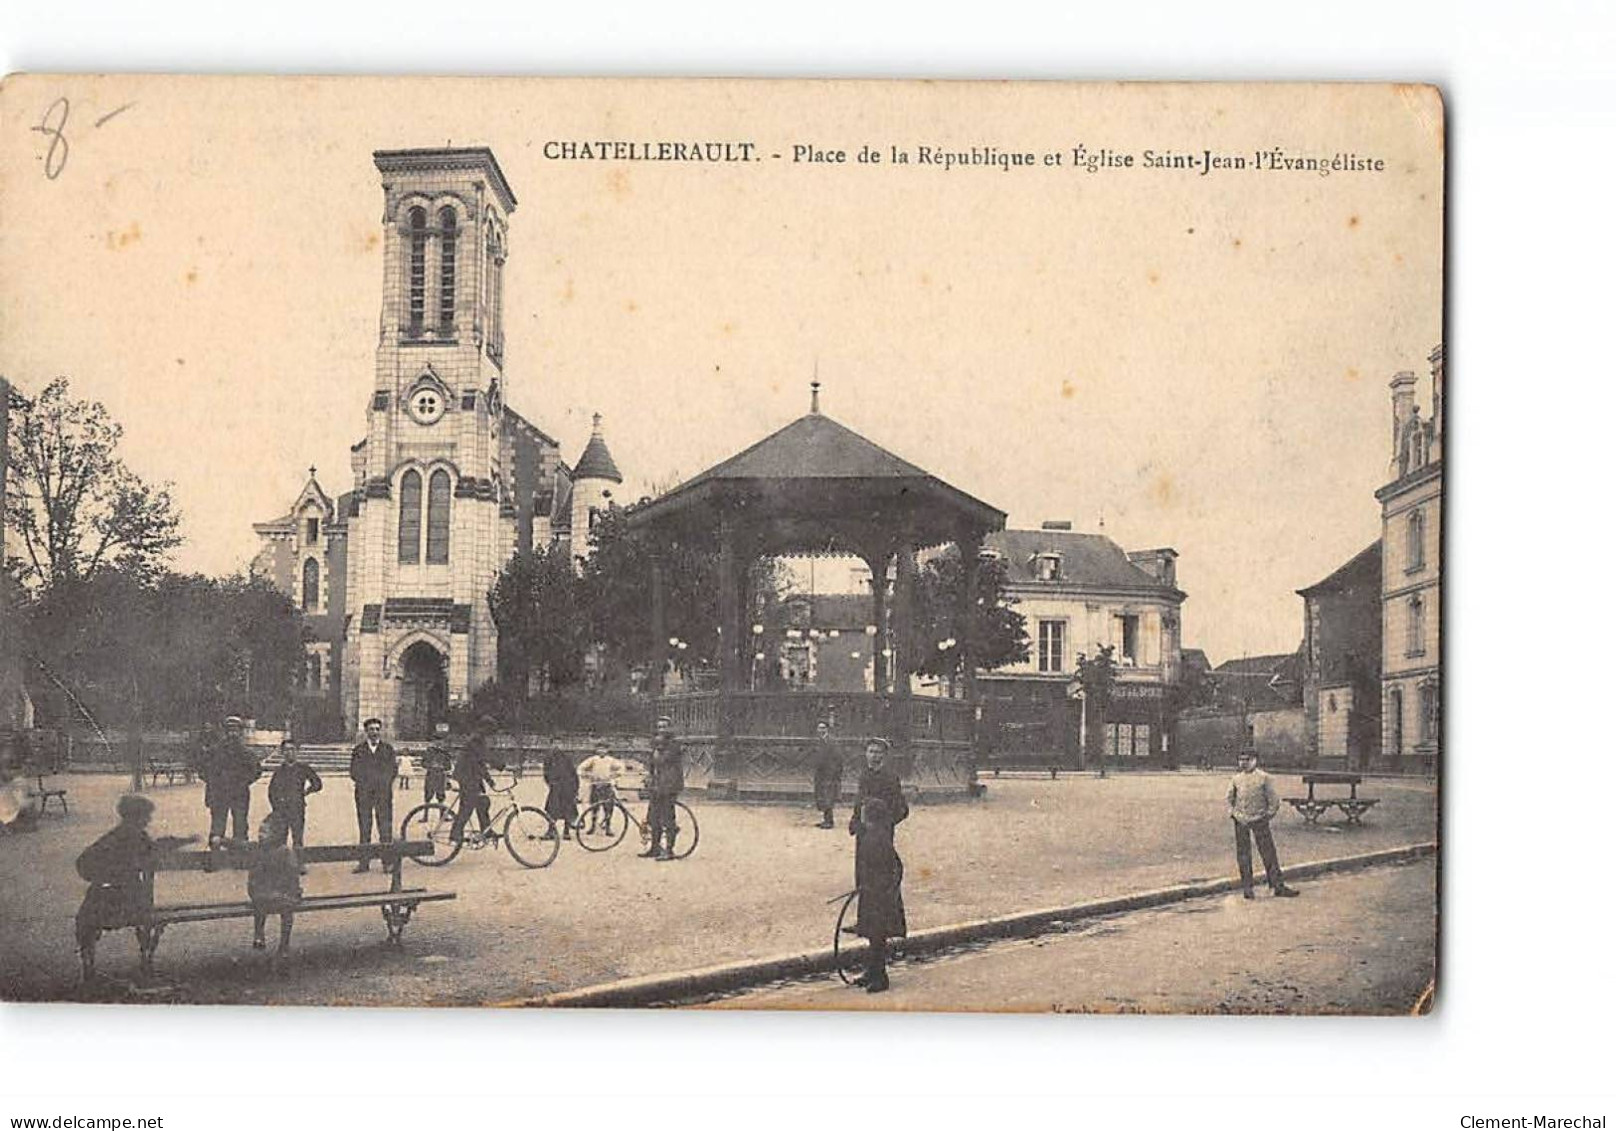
[573,790,700,859]
[398,775,559,869]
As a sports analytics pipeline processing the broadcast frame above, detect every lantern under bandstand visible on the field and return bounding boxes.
[626,387,1006,800]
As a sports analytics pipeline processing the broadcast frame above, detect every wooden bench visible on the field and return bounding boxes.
[983,754,1068,779]
[95,840,453,980]
[147,760,195,785]
[1285,771,1380,825]
[35,774,69,816]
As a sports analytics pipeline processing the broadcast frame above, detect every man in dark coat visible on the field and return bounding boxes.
[201,716,262,848]
[643,715,684,861]
[542,749,581,840]
[349,717,398,872]
[849,737,908,993]
[810,720,842,829]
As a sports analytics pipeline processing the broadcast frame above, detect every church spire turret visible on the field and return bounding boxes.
[574,413,623,484]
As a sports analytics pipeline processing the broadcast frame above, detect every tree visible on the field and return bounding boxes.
[20,570,303,744]
[3,377,181,591]
[581,506,789,679]
[1075,644,1118,776]
[910,546,1029,681]
[488,543,589,697]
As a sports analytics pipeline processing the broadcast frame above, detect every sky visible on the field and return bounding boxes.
[0,76,1443,666]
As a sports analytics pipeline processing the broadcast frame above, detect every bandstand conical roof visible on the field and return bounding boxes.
[627,396,1004,553]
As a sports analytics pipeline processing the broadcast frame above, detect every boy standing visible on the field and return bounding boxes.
[421,742,451,805]
[1226,750,1301,899]
[577,741,626,835]
[267,739,322,853]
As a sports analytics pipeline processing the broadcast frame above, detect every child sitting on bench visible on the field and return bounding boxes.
[74,795,197,981]
[249,811,302,964]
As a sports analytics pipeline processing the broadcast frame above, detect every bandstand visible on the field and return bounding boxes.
[626,386,1006,800]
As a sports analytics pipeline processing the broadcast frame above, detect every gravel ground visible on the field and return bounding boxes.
[707,856,1438,1015]
[0,771,1436,1006]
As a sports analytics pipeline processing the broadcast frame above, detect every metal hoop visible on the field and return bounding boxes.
[830,889,860,985]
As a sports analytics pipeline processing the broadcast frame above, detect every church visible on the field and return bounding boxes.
[251,148,622,740]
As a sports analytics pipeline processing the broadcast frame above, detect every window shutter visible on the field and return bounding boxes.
[1142,612,1161,666]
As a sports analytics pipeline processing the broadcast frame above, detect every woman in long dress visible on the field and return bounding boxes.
[542,749,580,840]
[849,738,909,993]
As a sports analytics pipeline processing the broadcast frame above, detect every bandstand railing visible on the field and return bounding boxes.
[655,689,977,799]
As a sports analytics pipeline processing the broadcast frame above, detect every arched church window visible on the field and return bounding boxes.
[301,557,320,612]
[426,469,451,564]
[486,222,505,362]
[406,207,427,338]
[399,469,422,563]
[1407,509,1425,572]
[438,208,457,336]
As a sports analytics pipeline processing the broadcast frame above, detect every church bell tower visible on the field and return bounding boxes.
[344,148,520,737]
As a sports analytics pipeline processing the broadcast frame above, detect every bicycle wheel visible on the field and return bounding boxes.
[576,801,629,852]
[399,802,462,866]
[503,805,560,869]
[832,890,861,985]
[670,801,700,859]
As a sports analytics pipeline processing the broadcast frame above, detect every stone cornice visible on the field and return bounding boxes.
[374,148,517,212]
[1376,459,1441,503]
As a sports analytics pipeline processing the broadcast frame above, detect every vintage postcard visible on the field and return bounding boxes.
[0,76,1442,1012]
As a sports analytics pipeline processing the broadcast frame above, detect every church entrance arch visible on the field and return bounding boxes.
[396,640,448,740]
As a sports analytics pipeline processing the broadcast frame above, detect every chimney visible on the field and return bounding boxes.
[1428,343,1444,462]
[1128,548,1179,588]
[1389,371,1417,474]
[1041,519,1073,531]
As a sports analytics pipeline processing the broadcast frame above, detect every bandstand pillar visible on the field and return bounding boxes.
[712,518,742,794]
[862,546,892,695]
[891,533,918,759]
[648,553,667,697]
[959,531,984,770]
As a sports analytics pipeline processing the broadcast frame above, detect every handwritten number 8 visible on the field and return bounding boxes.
[32,97,70,180]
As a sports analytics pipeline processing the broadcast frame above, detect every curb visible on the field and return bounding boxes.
[528,841,1437,1009]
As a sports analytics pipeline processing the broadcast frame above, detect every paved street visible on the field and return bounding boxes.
[0,771,1436,1006]
[707,856,1436,1014]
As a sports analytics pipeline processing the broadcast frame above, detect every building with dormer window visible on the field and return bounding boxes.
[250,148,624,738]
[977,520,1187,767]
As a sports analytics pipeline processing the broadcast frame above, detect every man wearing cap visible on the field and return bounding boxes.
[642,715,684,862]
[349,717,399,872]
[809,719,843,829]
[1227,749,1301,899]
[201,716,262,848]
